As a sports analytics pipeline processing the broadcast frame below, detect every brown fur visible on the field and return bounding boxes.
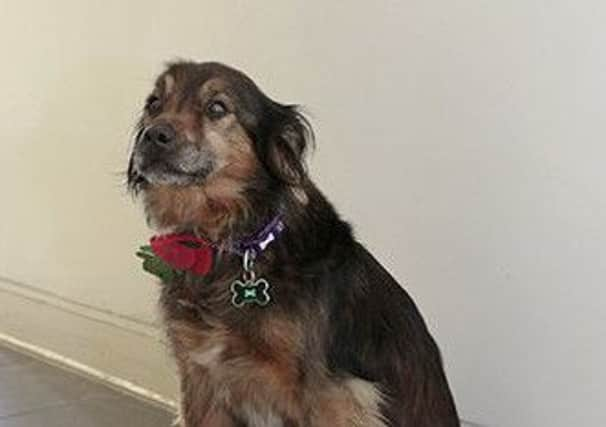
[143,172,253,241]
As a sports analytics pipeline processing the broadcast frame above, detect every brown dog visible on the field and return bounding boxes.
[128,61,459,426]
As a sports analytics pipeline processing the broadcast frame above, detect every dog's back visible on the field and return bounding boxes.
[326,240,460,426]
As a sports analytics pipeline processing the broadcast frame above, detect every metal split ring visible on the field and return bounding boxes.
[242,249,256,282]
[243,249,255,272]
[242,269,256,282]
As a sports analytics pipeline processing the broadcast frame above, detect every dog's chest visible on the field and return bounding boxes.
[238,404,285,427]
[165,297,305,419]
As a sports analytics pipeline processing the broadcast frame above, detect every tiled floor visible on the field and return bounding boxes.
[0,346,174,427]
[0,346,480,426]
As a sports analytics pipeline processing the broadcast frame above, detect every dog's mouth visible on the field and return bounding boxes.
[132,159,212,188]
[129,146,214,189]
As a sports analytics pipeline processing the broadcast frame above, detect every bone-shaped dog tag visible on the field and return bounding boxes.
[230,278,271,308]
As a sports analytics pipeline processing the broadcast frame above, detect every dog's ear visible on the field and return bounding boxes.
[263,105,313,185]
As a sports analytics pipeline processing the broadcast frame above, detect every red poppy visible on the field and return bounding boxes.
[150,234,214,275]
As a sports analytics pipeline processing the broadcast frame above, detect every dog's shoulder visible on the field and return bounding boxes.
[324,241,438,379]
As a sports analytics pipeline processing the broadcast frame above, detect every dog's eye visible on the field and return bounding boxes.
[145,95,162,113]
[206,100,228,119]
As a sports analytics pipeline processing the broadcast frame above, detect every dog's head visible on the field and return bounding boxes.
[128,61,312,237]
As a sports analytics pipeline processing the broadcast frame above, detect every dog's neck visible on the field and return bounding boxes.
[143,179,333,259]
[200,198,286,247]
[138,180,350,283]
[215,212,286,256]
[142,182,283,242]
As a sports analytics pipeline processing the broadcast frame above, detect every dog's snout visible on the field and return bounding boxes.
[143,124,176,148]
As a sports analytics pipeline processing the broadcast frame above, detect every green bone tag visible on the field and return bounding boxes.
[230,278,271,307]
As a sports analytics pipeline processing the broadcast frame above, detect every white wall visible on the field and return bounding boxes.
[1,1,605,426]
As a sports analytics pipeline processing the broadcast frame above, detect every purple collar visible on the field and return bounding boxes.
[227,214,286,257]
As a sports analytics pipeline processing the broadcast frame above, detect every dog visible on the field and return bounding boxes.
[128,61,459,426]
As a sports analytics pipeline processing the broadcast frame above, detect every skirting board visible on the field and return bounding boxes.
[0,331,177,412]
[0,277,179,412]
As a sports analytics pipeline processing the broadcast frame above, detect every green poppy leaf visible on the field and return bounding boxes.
[142,256,175,282]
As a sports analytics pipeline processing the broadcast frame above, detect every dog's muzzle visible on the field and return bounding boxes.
[130,123,212,187]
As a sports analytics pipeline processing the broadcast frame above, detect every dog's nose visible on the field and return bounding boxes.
[143,124,176,147]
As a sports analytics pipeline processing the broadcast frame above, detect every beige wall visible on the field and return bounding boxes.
[1,1,605,426]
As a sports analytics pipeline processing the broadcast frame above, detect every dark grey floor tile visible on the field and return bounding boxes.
[0,398,174,427]
[0,349,34,368]
[0,356,117,417]
[0,346,174,425]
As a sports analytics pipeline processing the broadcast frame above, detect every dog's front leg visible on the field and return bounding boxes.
[176,364,236,427]
[307,379,387,427]
[175,407,235,427]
